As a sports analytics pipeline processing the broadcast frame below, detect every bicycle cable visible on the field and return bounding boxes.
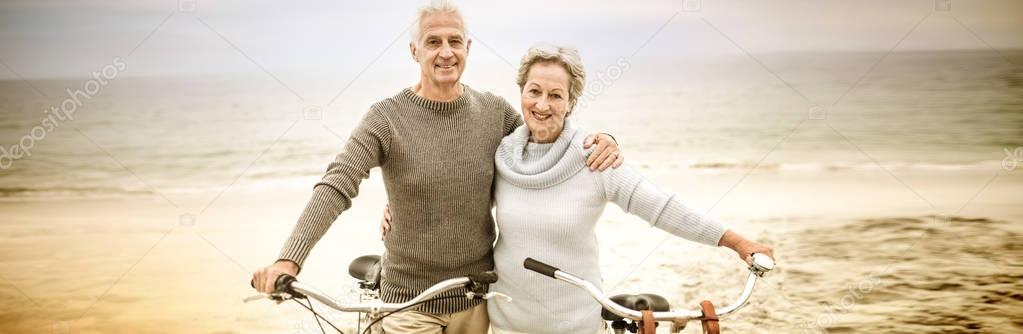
[360,295,467,334]
[287,292,466,334]
[292,297,344,334]
[306,298,328,334]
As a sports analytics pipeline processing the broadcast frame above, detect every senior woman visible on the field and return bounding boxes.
[486,44,774,334]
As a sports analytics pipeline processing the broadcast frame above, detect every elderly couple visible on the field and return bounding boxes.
[252,1,773,333]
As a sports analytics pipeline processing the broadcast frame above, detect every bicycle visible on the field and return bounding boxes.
[523,253,775,334]
[245,255,510,334]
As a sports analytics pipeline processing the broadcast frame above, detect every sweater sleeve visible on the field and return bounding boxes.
[596,165,726,246]
[278,109,391,267]
[492,96,523,209]
[497,97,524,135]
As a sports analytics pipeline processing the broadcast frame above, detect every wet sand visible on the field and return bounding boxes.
[1,170,1021,333]
[767,215,1023,333]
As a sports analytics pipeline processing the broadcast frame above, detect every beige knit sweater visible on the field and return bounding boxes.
[279,85,522,313]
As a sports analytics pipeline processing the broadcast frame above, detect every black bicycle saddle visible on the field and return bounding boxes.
[348,255,382,289]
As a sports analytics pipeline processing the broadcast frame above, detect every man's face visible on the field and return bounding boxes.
[411,12,470,86]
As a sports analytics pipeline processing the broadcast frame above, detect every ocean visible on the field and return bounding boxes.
[1,49,1021,333]
[1,50,1020,201]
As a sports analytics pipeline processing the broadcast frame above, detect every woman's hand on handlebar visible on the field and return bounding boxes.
[253,260,300,294]
[717,229,774,264]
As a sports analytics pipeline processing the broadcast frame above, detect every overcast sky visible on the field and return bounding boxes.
[0,0,1021,79]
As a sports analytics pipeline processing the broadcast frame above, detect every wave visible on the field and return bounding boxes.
[0,186,153,198]
[0,159,1002,200]
[683,160,1004,172]
[0,170,320,200]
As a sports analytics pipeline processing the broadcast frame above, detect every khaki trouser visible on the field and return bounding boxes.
[490,321,610,334]
[380,303,489,334]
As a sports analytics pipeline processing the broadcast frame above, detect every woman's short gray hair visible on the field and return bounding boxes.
[516,43,587,110]
[410,0,466,44]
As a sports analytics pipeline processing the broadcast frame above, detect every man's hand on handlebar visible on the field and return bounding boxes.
[253,260,300,297]
[717,230,774,264]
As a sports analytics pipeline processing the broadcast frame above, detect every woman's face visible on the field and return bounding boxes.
[521,61,572,143]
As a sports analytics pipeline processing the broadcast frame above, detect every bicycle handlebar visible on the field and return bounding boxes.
[523,253,775,322]
[247,271,502,314]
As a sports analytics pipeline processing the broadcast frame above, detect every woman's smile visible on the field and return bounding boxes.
[530,110,552,121]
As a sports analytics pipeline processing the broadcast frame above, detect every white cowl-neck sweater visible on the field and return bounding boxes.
[488,120,727,334]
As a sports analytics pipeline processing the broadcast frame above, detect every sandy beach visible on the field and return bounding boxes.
[1,2,1021,331]
[2,167,1021,333]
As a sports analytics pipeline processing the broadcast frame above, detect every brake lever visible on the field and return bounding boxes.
[242,292,294,303]
[483,292,512,302]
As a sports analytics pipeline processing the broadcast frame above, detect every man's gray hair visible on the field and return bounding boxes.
[516,43,587,110]
[409,0,467,44]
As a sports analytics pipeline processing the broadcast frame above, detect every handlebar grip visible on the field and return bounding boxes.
[275,274,297,293]
[523,258,559,278]
[469,271,499,284]
[249,274,298,291]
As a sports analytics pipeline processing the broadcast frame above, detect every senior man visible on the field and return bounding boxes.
[251,1,623,333]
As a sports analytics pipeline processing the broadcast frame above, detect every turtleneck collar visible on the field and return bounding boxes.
[495,119,592,189]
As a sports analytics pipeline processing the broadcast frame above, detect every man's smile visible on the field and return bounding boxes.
[436,63,458,70]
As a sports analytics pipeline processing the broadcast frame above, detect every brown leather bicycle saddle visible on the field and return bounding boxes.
[348,255,382,289]
[601,293,671,321]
